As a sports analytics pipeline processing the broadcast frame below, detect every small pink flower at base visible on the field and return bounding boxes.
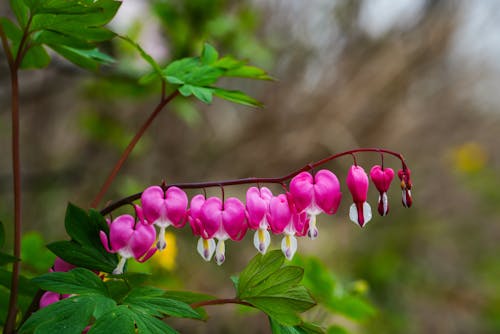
[200,197,247,265]
[141,185,188,250]
[268,193,308,260]
[289,170,341,239]
[39,291,63,308]
[188,194,216,261]
[398,168,413,208]
[51,257,76,272]
[346,165,372,227]
[246,186,273,254]
[100,214,157,274]
[370,165,395,216]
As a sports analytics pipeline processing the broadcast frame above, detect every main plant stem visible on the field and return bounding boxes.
[190,298,253,309]
[90,90,180,208]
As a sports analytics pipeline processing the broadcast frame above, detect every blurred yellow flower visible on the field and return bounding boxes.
[451,142,488,174]
[151,232,177,271]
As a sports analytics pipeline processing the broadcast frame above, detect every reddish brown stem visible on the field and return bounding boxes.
[90,90,180,208]
[100,148,408,215]
[190,298,253,309]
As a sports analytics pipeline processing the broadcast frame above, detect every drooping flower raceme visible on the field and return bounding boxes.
[289,170,341,239]
[199,197,248,265]
[268,193,308,260]
[398,168,413,208]
[141,185,188,250]
[100,214,157,274]
[246,186,273,254]
[188,194,216,262]
[346,165,372,227]
[370,165,395,216]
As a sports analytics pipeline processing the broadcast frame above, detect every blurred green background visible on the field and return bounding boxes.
[1,0,500,333]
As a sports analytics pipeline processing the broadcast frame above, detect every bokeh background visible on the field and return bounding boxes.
[1,0,500,333]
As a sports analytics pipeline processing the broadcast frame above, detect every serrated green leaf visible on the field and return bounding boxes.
[33,268,107,296]
[64,203,95,245]
[201,43,218,65]
[124,290,201,319]
[225,65,272,80]
[49,44,114,70]
[88,305,136,334]
[164,57,223,87]
[270,318,326,334]
[20,44,51,69]
[180,85,213,104]
[213,88,262,107]
[132,309,179,334]
[19,295,95,334]
[248,266,304,296]
[238,250,284,297]
[10,0,29,27]
[33,30,94,50]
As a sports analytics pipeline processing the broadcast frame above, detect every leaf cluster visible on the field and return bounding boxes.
[234,250,317,328]
[47,203,118,273]
[19,268,205,334]
[1,0,119,69]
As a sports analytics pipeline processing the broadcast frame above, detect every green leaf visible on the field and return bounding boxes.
[201,43,218,65]
[246,286,316,326]
[0,252,19,266]
[47,240,117,273]
[88,306,136,334]
[118,35,162,74]
[33,268,107,296]
[64,203,97,246]
[50,45,114,70]
[124,288,201,320]
[214,56,272,80]
[0,220,5,247]
[326,325,350,334]
[0,17,23,42]
[270,318,326,334]
[139,72,160,85]
[179,85,213,103]
[238,250,285,297]
[33,30,94,50]
[21,231,56,272]
[131,309,179,334]
[0,269,38,297]
[249,266,304,296]
[213,88,263,107]
[19,296,95,334]
[10,0,29,27]
[164,57,223,87]
[324,295,376,321]
[20,44,51,69]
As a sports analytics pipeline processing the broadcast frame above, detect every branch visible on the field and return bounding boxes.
[100,148,408,215]
[190,298,253,309]
[90,90,180,208]
[0,24,14,70]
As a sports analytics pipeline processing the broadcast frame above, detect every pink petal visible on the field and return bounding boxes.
[165,187,188,227]
[130,223,156,260]
[314,169,342,214]
[268,194,292,234]
[52,257,76,272]
[201,197,223,238]
[188,194,206,236]
[370,165,394,193]
[289,172,314,213]
[222,198,247,240]
[40,291,61,308]
[100,231,114,253]
[346,165,369,203]
[246,187,272,229]
[109,215,135,251]
[141,186,166,224]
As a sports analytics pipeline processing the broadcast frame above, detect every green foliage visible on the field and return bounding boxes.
[47,203,118,273]
[269,317,325,334]
[33,268,107,295]
[292,256,376,322]
[234,250,316,326]
[3,0,120,70]
[21,232,56,273]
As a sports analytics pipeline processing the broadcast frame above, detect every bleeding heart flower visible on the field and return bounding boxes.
[268,193,308,260]
[141,185,188,250]
[188,194,216,262]
[346,165,372,227]
[199,197,247,265]
[289,170,341,239]
[370,165,395,216]
[398,168,413,208]
[50,257,76,273]
[246,186,273,254]
[100,214,157,274]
